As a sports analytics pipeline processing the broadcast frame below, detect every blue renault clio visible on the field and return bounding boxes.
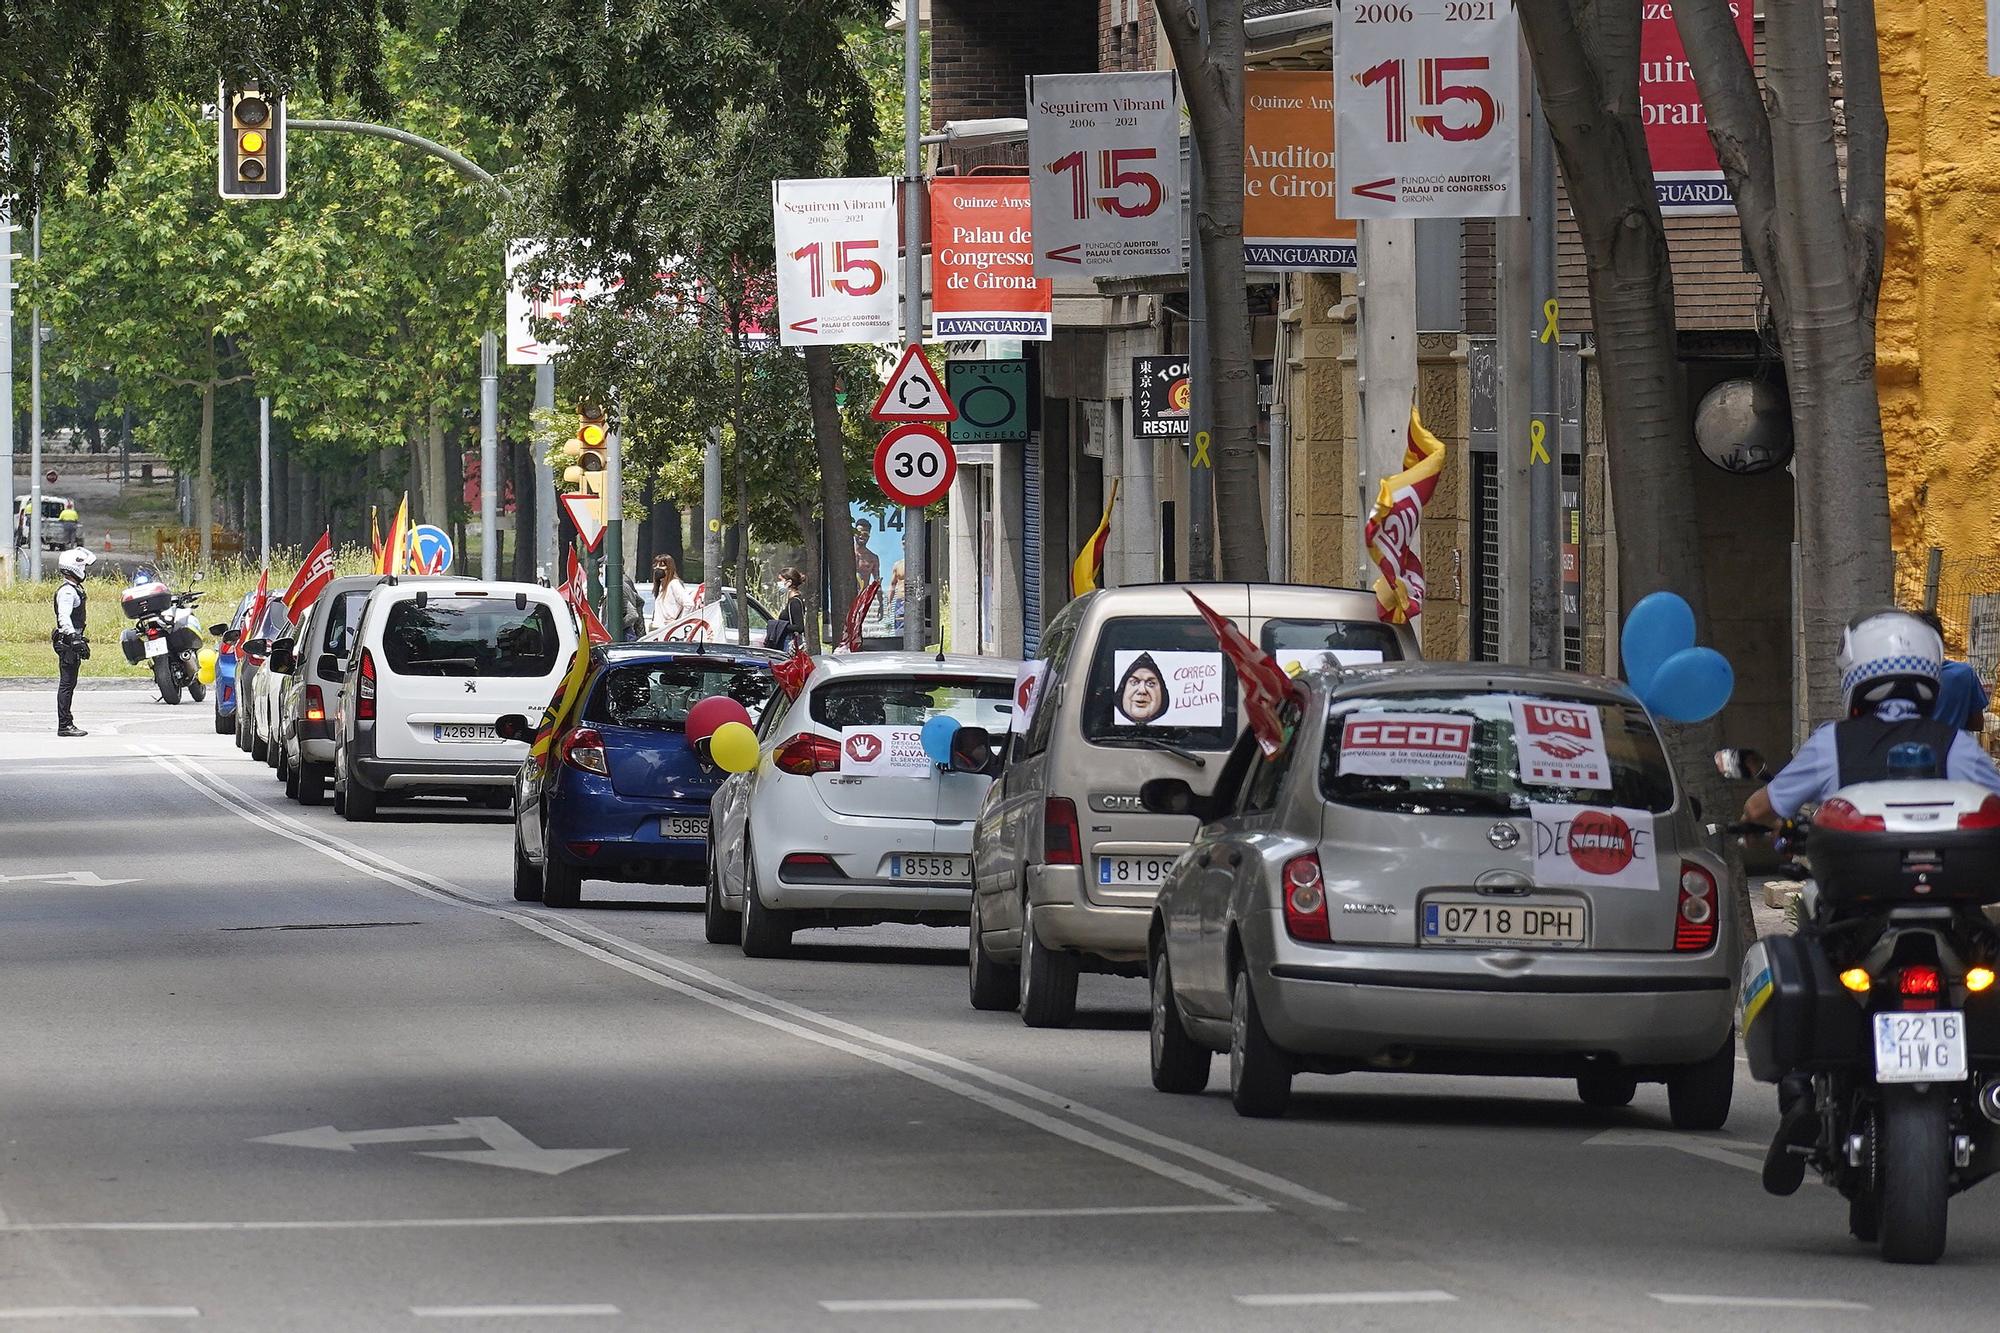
[507,642,781,908]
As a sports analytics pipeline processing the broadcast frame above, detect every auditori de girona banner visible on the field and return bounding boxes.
[930,178,1053,341]
[1640,0,1754,214]
[1244,69,1355,272]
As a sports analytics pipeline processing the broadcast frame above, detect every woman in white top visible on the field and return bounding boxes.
[649,553,696,634]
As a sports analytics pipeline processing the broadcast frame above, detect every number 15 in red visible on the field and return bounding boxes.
[1356,57,1499,144]
[789,240,885,298]
[1042,149,1164,221]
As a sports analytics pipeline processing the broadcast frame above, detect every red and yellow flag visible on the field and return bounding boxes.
[376,494,412,576]
[1363,407,1448,624]
[1071,479,1120,597]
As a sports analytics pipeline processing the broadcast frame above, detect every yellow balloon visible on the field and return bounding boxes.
[197,647,219,685]
[709,720,760,774]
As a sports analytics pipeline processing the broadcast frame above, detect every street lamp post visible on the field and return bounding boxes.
[900,0,926,651]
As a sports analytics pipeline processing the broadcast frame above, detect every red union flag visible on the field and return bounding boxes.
[1642,1,1753,214]
[282,530,336,615]
[1186,590,1299,759]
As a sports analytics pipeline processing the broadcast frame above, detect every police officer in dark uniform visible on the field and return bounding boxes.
[52,546,95,737]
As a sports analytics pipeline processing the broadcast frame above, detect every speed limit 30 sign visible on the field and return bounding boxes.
[874,423,957,508]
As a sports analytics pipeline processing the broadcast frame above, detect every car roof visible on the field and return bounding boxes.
[811,651,1022,679]
[1317,660,1642,706]
[594,642,782,667]
[1072,582,1384,619]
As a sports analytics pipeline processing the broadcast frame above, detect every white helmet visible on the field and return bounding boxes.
[1837,610,1941,716]
[56,547,97,580]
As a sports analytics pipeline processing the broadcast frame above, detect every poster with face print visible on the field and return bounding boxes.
[1111,651,1225,727]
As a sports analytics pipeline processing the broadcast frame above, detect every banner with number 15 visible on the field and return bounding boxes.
[773,177,901,347]
[1026,71,1184,280]
[1335,0,1521,219]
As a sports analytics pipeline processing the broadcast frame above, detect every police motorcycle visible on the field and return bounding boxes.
[119,568,207,705]
[1735,742,2000,1264]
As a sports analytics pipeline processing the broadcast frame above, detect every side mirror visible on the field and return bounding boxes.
[208,622,230,636]
[1140,777,1204,818]
[948,725,996,774]
[493,714,532,743]
[220,630,241,648]
[318,653,343,679]
[268,641,297,675]
[242,637,270,657]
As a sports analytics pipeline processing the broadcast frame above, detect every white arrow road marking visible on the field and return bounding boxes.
[0,871,140,887]
[1585,1129,1765,1173]
[253,1117,624,1176]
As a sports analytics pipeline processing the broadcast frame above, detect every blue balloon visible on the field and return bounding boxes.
[920,714,962,766]
[1643,646,1735,724]
[1621,591,1697,696]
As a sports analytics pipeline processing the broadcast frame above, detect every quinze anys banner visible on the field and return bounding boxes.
[1026,71,1182,279]
[930,178,1052,341]
[1244,70,1355,271]
[1335,0,1520,218]
[1642,1,1754,214]
[773,178,900,347]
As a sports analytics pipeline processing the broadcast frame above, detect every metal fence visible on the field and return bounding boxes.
[1897,547,2000,681]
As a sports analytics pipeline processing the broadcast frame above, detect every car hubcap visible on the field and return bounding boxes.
[1151,968,1167,1066]
[1021,905,1037,1004]
[1230,984,1246,1091]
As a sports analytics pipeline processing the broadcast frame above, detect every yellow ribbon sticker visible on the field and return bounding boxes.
[1529,419,1552,465]
[707,518,722,533]
[1540,298,1560,345]
[1191,430,1213,469]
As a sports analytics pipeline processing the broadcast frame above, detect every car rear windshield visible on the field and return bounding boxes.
[1082,616,1240,751]
[1260,617,1406,670]
[809,674,1012,730]
[323,589,369,659]
[586,660,777,731]
[380,597,560,678]
[1319,690,1676,815]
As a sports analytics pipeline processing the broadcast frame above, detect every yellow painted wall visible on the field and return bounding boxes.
[1877,0,2000,583]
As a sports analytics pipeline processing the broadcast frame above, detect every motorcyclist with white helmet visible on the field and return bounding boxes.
[52,547,96,738]
[1744,607,2000,823]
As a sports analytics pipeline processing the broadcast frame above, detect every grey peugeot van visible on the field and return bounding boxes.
[968,583,1421,1026]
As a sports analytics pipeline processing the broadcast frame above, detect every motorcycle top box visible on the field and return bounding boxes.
[1808,779,2000,909]
[120,581,172,619]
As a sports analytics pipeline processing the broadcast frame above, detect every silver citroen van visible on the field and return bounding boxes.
[968,584,1421,1026]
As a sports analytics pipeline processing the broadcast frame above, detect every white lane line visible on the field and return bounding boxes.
[0,1203,1255,1235]
[144,752,1318,1214]
[820,1299,1039,1313]
[0,1310,200,1321]
[1235,1291,1457,1307]
[1586,1130,1764,1174]
[1650,1294,1871,1311]
[411,1306,618,1318]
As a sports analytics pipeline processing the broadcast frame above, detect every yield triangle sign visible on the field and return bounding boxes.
[561,493,606,551]
[869,343,958,422]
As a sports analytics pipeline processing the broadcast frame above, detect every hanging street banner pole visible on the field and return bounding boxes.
[1026,71,1183,278]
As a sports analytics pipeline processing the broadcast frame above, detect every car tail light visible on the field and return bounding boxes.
[560,727,610,776]
[1282,852,1330,942]
[1814,797,1885,832]
[1043,797,1082,866]
[1674,862,1718,951]
[356,649,376,721]
[304,685,326,723]
[1960,795,2000,829]
[773,733,841,775]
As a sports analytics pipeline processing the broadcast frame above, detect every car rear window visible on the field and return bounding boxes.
[323,589,369,659]
[1319,690,1676,815]
[1082,616,1239,751]
[809,674,1012,729]
[1260,617,1406,670]
[585,660,777,731]
[380,597,560,678]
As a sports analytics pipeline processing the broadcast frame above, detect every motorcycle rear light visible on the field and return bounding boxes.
[1839,967,1873,993]
[1043,797,1082,866]
[1674,862,1718,951]
[304,685,325,722]
[1968,966,1997,993]
[773,733,841,775]
[356,649,376,721]
[1814,797,1885,832]
[1899,965,1941,997]
[560,727,610,776]
[1960,795,2000,829]
[1282,852,1330,942]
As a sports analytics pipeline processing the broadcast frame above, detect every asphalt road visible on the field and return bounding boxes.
[0,689,1992,1331]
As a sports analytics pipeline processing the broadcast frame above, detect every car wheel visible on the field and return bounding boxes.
[1666,1033,1735,1131]
[739,841,793,958]
[342,776,377,822]
[1229,971,1292,1119]
[250,730,267,763]
[297,759,328,807]
[276,742,291,783]
[703,839,741,945]
[1577,1074,1638,1109]
[1149,945,1211,1094]
[213,704,233,735]
[1019,899,1079,1029]
[512,837,544,903]
[236,703,252,752]
[542,852,583,909]
[967,896,1020,1012]
[283,754,300,800]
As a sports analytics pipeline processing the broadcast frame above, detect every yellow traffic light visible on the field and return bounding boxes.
[219,85,286,199]
[573,402,610,495]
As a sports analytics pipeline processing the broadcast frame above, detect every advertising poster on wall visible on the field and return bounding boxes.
[931,179,1053,340]
[1244,70,1355,271]
[1110,650,1225,728]
[848,503,906,640]
[1026,71,1183,278]
[772,177,901,346]
[1640,1,1755,213]
[1132,356,1191,438]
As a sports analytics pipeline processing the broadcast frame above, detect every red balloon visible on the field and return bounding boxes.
[686,694,752,743]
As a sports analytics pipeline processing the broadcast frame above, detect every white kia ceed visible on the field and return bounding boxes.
[707,652,1020,957]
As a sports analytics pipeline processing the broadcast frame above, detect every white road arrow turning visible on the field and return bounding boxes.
[0,871,140,887]
[253,1116,625,1176]
[1586,1129,1763,1174]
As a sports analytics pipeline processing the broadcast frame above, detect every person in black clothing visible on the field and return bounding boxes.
[767,566,812,651]
[52,547,96,737]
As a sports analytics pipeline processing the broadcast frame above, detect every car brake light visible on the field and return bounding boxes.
[1815,797,1885,832]
[304,685,325,722]
[560,727,610,776]
[1282,852,1330,942]
[1674,862,1718,951]
[773,733,840,775]
[1960,794,2000,829]
[356,649,376,721]
[1043,797,1082,866]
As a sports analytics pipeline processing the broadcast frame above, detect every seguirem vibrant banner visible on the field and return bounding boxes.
[930,178,1053,341]
[1244,70,1355,271]
[1335,0,1521,218]
[1026,71,1183,279]
[772,177,900,347]
[1641,0,1754,214]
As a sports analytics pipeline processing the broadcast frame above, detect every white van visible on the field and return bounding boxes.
[331,580,577,821]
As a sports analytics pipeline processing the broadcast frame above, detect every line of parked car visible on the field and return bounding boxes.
[231,576,1742,1125]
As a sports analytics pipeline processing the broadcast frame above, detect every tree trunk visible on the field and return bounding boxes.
[793,501,825,652]
[1155,0,1266,580]
[197,377,215,569]
[805,345,856,638]
[300,467,321,551]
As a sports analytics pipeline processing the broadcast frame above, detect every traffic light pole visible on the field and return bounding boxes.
[28,211,42,582]
[604,418,624,639]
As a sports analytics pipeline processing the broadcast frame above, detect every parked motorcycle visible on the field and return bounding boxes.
[1739,751,2000,1264]
[119,571,208,705]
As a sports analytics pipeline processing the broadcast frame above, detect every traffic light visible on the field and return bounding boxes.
[218,84,286,200]
[563,402,609,495]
